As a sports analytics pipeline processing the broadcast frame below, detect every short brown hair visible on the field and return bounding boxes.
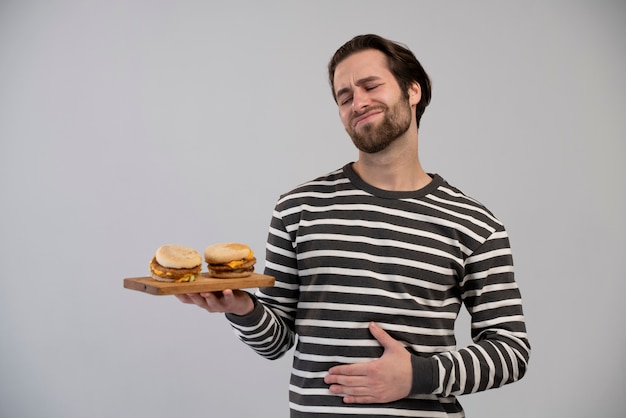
[328,34,432,128]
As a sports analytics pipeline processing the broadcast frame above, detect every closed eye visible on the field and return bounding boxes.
[340,96,353,106]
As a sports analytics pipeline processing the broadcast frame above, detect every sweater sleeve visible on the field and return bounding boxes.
[417,227,531,396]
[225,208,299,360]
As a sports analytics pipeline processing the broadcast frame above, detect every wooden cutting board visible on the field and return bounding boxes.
[124,272,275,296]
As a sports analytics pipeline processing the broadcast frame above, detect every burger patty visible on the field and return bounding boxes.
[207,257,256,272]
[209,265,255,275]
[150,257,201,277]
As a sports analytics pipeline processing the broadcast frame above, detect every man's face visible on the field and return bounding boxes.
[333,49,414,154]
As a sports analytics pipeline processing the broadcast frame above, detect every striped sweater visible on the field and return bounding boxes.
[227,163,530,417]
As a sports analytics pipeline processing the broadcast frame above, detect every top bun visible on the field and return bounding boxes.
[204,242,252,264]
[155,244,202,269]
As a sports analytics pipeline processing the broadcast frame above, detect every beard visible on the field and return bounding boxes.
[346,93,413,154]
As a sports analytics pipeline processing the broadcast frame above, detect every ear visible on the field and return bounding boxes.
[408,81,421,106]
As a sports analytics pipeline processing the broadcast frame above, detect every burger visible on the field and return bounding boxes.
[149,244,202,282]
[204,242,256,278]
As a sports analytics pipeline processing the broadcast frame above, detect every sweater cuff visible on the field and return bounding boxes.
[224,293,264,327]
[410,355,438,395]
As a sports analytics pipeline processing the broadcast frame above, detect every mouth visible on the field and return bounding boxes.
[352,109,384,129]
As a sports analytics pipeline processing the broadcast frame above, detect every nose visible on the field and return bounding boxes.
[352,88,371,112]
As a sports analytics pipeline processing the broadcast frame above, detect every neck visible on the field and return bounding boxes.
[352,131,431,192]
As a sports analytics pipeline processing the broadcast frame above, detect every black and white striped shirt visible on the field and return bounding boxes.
[227,163,530,417]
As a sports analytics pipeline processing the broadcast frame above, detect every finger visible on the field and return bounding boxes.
[330,380,388,405]
[200,292,230,312]
[327,362,369,377]
[326,374,368,390]
[342,394,377,404]
[177,293,205,310]
[221,289,235,301]
[199,290,223,299]
[369,321,398,349]
[187,292,227,312]
[329,383,378,404]
[186,292,211,305]
[200,291,231,310]
[175,294,192,303]
[328,382,368,395]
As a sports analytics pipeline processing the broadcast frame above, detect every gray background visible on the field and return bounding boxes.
[1,1,625,417]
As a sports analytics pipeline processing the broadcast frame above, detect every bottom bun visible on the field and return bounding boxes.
[151,273,197,283]
[208,270,253,279]
[151,273,176,283]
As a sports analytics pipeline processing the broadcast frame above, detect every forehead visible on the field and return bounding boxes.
[333,49,393,92]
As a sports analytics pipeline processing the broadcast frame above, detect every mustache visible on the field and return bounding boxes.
[350,105,387,126]
[352,105,387,119]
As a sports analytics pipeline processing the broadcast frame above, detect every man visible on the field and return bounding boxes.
[178,34,530,417]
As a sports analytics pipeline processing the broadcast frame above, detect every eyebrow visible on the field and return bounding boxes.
[335,76,382,99]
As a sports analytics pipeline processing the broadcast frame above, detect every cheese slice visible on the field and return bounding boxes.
[224,250,254,268]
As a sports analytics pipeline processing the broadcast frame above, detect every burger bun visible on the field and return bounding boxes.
[156,244,202,269]
[204,243,252,264]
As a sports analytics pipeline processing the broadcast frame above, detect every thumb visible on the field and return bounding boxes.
[369,322,399,350]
